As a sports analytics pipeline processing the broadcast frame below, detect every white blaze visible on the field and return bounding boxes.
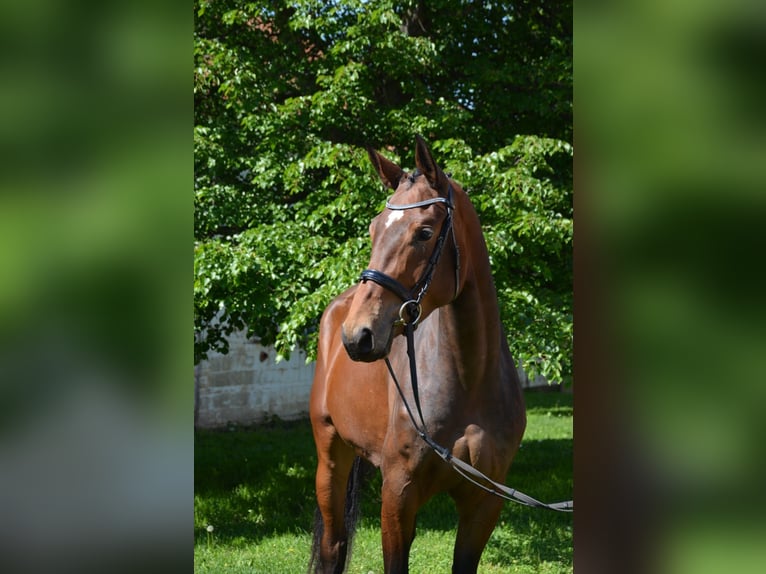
[385,210,404,228]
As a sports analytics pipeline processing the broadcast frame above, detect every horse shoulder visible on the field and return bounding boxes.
[311,287,356,419]
[316,287,357,365]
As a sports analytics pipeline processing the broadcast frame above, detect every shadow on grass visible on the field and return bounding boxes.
[524,391,573,416]
[194,419,318,544]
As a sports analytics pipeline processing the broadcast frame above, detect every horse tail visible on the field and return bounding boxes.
[308,505,324,574]
[308,456,370,574]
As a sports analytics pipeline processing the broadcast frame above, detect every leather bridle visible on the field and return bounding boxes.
[358,181,460,326]
[355,177,574,512]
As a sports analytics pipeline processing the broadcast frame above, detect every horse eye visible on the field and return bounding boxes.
[416,227,434,242]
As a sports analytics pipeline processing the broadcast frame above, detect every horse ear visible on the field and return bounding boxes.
[367,147,404,190]
[414,134,447,191]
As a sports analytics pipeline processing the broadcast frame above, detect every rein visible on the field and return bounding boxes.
[384,322,573,512]
[358,180,573,512]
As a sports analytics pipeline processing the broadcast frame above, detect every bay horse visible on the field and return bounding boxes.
[309,136,526,573]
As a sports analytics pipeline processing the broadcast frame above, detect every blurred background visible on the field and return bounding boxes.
[577,0,766,572]
[0,2,190,573]
[0,0,764,573]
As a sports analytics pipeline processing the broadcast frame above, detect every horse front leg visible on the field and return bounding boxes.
[449,428,510,574]
[312,429,356,574]
[379,467,421,574]
[451,489,505,574]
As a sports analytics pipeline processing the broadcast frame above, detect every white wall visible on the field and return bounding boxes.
[194,329,556,429]
[194,329,315,428]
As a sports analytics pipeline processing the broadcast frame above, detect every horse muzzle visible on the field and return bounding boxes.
[341,323,392,362]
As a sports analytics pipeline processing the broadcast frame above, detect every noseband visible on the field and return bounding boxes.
[359,181,461,326]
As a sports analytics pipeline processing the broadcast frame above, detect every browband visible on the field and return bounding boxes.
[385,195,453,211]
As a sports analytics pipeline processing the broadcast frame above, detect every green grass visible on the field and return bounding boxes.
[195,391,572,573]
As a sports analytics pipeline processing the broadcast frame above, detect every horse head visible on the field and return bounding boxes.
[341,136,462,362]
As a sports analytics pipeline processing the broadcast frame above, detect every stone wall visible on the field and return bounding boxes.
[194,329,315,428]
[194,329,558,429]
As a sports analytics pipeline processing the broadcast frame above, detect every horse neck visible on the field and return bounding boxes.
[438,199,504,384]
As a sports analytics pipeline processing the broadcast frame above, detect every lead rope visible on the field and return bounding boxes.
[384,322,573,512]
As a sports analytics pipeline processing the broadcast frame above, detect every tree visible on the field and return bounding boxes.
[194,0,572,384]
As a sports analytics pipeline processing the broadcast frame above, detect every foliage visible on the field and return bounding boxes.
[194,392,573,572]
[194,0,572,383]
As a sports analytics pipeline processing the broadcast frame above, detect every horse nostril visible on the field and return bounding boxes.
[357,327,374,355]
[341,325,378,361]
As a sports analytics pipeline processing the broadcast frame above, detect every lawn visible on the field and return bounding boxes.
[194,391,572,573]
